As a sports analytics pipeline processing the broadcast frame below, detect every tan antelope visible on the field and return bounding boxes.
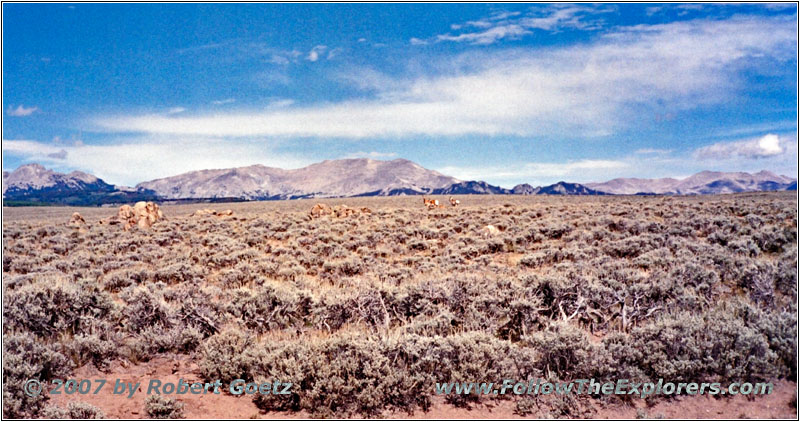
[422,197,439,210]
[449,196,460,207]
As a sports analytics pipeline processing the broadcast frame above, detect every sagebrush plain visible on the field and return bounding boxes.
[3,193,797,418]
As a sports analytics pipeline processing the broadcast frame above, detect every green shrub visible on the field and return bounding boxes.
[144,395,185,419]
[253,331,537,417]
[226,284,312,333]
[253,333,425,417]
[41,401,105,419]
[66,334,117,370]
[523,321,600,380]
[604,300,783,383]
[3,334,73,418]
[120,286,172,333]
[198,329,260,385]
[4,279,116,338]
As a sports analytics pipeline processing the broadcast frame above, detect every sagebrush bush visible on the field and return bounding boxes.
[4,278,117,339]
[252,330,538,417]
[198,329,260,385]
[41,401,105,419]
[3,334,73,418]
[225,284,312,333]
[144,395,185,419]
[602,300,784,383]
[523,321,601,380]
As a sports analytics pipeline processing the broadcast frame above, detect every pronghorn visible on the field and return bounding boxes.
[449,196,460,207]
[422,197,440,210]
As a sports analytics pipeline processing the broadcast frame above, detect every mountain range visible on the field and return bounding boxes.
[2,164,158,206]
[136,159,460,200]
[585,170,796,195]
[2,159,795,206]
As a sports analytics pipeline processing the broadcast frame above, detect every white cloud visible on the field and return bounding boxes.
[676,5,704,10]
[489,11,522,21]
[267,54,291,65]
[167,107,186,115]
[409,37,428,46]
[439,159,628,184]
[265,98,295,109]
[307,45,327,62]
[178,41,304,68]
[7,105,39,117]
[693,134,790,160]
[437,24,530,45]
[762,3,798,10]
[91,16,795,140]
[343,151,398,159]
[439,5,614,45]
[4,140,63,156]
[327,48,343,60]
[645,6,663,16]
[3,138,311,186]
[518,5,607,31]
[635,148,672,155]
[211,98,236,105]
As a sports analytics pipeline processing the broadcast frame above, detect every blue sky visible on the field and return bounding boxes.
[3,3,798,187]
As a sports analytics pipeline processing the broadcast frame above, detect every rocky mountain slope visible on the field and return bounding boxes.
[136,159,461,200]
[3,161,794,206]
[2,164,158,206]
[511,181,608,195]
[586,170,795,195]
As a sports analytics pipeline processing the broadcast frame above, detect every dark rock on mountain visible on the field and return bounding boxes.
[3,163,158,206]
[511,183,537,195]
[432,181,511,195]
[535,181,609,195]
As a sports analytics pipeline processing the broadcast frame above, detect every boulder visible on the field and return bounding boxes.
[117,201,164,230]
[68,212,86,227]
[192,208,234,218]
[482,224,501,237]
[311,203,371,219]
[310,203,333,219]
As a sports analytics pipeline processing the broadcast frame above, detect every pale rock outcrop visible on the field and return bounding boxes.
[69,212,86,227]
[192,209,234,218]
[310,203,371,219]
[332,205,358,218]
[310,203,333,219]
[117,201,164,230]
[482,224,501,237]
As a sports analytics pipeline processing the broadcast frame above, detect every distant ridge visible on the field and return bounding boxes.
[2,164,158,206]
[2,161,795,206]
[512,181,608,196]
[136,158,461,200]
[586,170,796,195]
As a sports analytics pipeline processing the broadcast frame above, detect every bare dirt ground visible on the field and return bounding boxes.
[50,355,797,419]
